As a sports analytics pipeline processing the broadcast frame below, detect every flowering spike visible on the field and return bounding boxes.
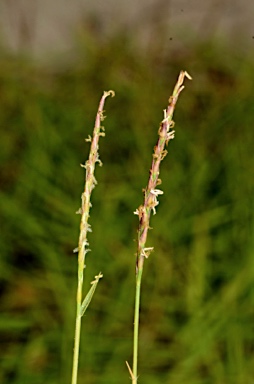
[135,71,191,273]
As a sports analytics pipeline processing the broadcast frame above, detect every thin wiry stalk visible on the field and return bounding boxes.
[127,71,191,384]
[71,90,114,384]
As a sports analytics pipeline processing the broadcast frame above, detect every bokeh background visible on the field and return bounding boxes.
[0,1,254,383]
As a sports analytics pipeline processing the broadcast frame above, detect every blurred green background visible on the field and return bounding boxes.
[0,27,254,384]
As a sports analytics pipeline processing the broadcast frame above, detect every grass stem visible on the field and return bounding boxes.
[71,90,114,384]
[132,267,143,383]
[130,71,191,383]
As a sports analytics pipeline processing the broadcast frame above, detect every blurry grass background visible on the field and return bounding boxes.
[0,25,254,384]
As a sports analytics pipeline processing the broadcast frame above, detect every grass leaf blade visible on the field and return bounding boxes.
[80,272,103,317]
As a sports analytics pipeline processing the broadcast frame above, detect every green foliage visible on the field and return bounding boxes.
[0,33,254,384]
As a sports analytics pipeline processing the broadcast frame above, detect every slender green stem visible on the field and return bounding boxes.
[71,278,82,384]
[132,267,143,384]
[130,71,191,382]
[71,90,114,384]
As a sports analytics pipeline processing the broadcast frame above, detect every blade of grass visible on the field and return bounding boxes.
[71,90,114,384]
[80,272,103,317]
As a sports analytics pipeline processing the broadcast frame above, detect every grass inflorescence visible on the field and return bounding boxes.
[127,71,191,383]
[71,71,191,383]
[71,90,114,384]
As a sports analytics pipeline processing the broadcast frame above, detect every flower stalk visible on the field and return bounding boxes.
[71,90,114,384]
[128,71,191,383]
